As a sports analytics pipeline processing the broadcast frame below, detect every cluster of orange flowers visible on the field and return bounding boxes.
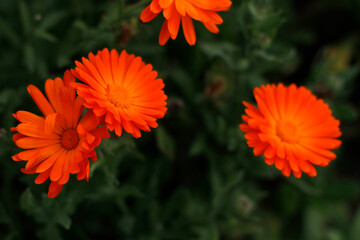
[12,49,167,198]
[12,1,342,198]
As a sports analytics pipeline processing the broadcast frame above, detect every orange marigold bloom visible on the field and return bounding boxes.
[12,71,110,198]
[71,48,167,138]
[239,83,342,178]
[140,0,232,46]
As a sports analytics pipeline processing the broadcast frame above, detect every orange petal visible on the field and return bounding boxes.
[174,0,186,16]
[203,22,219,34]
[159,20,171,45]
[58,151,71,185]
[45,113,58,135]
[36,148,64,173]
[79,110,99,131]
[35,168,51,184]
[27,85,55,116]
[150,0,162,13]
[167,11,181,39]
[16,137,59,149]
[281,161,291,177]
[275,157,285,170]
[15,110,44,125]
[159,0,174,9]
[91,127,110,139]
[48,181,63,198]
[50,150,66,181]
[181,15,196,46]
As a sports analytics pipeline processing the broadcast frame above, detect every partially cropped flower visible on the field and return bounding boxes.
[140,0,232,46]
[12,71,110,198]
[239,83,341,178]
[72,48,167,138]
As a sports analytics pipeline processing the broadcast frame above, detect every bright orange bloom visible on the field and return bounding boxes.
[140,0,232,46]
[12,71,110,198]
[239,83,342,178]
[71,48,167,138]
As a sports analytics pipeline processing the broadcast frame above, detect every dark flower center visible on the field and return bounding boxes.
[61,129,80,150]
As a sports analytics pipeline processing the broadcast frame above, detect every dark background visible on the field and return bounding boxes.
[0,0,359,239]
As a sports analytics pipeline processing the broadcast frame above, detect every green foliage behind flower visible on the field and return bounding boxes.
[1,0,360,239]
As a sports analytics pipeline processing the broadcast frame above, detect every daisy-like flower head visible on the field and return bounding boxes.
[140,0,232,46]
[12,71,110,198]
[239,83,342,178]
[71,48,167,138]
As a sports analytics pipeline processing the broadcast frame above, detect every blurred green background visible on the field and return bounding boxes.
[1,0,360,239]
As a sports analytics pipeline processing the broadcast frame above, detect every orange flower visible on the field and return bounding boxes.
[71,48,167,138]
[239,83,342,178]
[12,71,110,198]
[140,0,232,46]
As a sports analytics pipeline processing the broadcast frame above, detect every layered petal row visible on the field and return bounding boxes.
[12,71,110,198]
[239,83,342,178]
[140,0,232,45]
[72,48,167,138]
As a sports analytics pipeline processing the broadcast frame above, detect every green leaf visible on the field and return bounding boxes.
[332,103,358,122]
[56,213,72,230]
[224,171,244,192]
[38,11,67,30]
[302,207,323,240]
[0,16,21,47]
[0,89,14,105]
[0,201,11,224]
[349,207,360,240]
[321,180,359,200]
[117,184,144,198]
[19,0,32,38]
[169,68,195,99]
[155,126,175,160]
[199,41,239,68]
[20,188,45,221]
[188,134,206,156]
[34,29,58,43]
[118,214,135,235]
[194,223,219,240]
[326,230,344,240]
[24,44,36,72]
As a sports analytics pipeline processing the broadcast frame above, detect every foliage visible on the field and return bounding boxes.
[0,0,360,239]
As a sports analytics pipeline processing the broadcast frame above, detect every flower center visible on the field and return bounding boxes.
[276,120,300,143]
[61,129,80,150]
[107,85,132,109]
